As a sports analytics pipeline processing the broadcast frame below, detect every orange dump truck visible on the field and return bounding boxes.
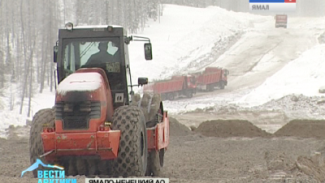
[143,75,197,100]
[194,67,229,91]
[143,67,229,100]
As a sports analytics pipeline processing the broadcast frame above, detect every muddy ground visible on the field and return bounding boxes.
[1,117,325,183]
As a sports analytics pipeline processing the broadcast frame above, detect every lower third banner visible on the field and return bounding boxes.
[85,178,170,183]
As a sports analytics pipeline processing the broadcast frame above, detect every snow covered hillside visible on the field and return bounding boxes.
[237,44,325,107]
[162,15,325,114]
[128,5,264,83]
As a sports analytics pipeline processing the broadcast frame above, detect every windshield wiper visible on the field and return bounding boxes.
[80,42,95,59]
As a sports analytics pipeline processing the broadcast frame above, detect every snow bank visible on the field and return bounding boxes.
[319,85,325,93]
[0,88,55,138]
[0,111,25,138]
[236,44,325,107]
[128,5,263,86]
[56,72,102,95]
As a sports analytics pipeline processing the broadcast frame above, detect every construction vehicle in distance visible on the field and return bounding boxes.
[194,67,229,92]
[143,67,229,101]
[274,14,288,28]
[29,22,169,178]
[143,75,197,100]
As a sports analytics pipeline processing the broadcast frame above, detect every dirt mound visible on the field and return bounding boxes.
[169,117,192,136]
[295,153,325,182]
[274,119,325,138]
[195,119,272,138]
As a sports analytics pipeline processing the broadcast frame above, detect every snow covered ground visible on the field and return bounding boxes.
[1,4,325,138]
[162,15,325,114]
[0,88,55,138]
[236,44,325,107]
[128,5,264,84]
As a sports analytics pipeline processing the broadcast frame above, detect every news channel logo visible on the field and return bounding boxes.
[249,0,296,12]
[21,158,77,183]
[21,159,170,183]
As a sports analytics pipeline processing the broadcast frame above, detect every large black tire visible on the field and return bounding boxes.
[185,90,193,98]
[76,159,88,175]
[207,84,214,92]
[167,93,175,100]
[219,81,225,90]
[140,93,163,177]
[159,149,165,167]
[110,106,148,177]
[161,94,167,101]
[147,93,162,123]
[146,150,162,176]
[29,108,55,178]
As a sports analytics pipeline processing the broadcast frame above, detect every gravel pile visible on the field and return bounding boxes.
[195,119,272,138]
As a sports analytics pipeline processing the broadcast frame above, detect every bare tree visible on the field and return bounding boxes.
[27,39,36,117]
[0,0,165,113]
[19,0,31,114]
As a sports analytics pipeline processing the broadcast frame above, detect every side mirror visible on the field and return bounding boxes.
[144,43,152,60]
[138,77,148,86]
[53,45,58,63]
[124,36,132,45]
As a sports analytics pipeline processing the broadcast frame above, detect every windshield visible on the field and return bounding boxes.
[62,38,121,75]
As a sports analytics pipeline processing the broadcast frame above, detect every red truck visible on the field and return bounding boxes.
[143,67,228,100]
[194,67,229,91]
[274,14,287,28]
[143,75,196,100]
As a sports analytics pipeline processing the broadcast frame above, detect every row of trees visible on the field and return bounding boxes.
[0,0,57,114]
[72,0,162,33]
[0,0,162,116]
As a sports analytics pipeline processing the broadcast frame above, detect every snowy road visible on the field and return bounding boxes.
[212,19,317,91]
[165,17,322,114]
[166,16,325,133]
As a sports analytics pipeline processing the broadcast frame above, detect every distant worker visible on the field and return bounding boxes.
[85,42,114,65]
